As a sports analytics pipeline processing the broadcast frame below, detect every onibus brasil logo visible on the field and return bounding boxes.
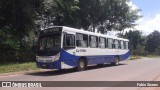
[1,82,42,87]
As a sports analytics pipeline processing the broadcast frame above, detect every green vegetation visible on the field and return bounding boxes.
[129,55,160,60]
[45,0,141,32]
[0,0,141,64]
[129,56,141,60]
[0,62,39,74]
[0,0,159,70]
[120,30,160,56]
[146,55,160,58]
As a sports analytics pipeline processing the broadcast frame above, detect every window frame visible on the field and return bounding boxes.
[123,41,126,49]
[99,37,106,48]
[106,38,108,48]
[89,35,98,48]
[120,40,124,49]
[125,41,129,50]
[114,39,120,49]
[76,33,88,48]
[108,38,113,49]
[63,33,75,49]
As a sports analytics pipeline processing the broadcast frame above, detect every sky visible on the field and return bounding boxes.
[130,0,160,35]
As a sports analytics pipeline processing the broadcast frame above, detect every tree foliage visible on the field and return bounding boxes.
[0,0,142,55]
[145,30,160,53]
[0,0,160,63]
[0,0,44,50]
[40,0,141,33]
[79,0,141,33]
[123,30,144,50]
[122,30,146,55]
[39,0,80,29]
[122,30,160,55]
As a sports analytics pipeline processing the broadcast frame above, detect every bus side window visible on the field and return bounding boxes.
[89,35,98,48]
[63,33,75,49]
[108,38,113,49]
[126,41,129,49]
[76,33,88,47]
[99,37,106,48]
[120,40,124,49]
[114,39,119,49]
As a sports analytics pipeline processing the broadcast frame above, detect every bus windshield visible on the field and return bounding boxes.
[39,34,61,51]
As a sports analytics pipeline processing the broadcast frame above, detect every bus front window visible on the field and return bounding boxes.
[39,35,61,51]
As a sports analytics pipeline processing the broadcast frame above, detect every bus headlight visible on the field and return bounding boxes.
[54,53,60,61]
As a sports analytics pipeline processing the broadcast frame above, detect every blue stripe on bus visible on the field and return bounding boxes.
[36,50,130,69]
[60,50,130,66]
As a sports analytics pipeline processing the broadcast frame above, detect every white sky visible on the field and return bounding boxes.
[129,1,160,35]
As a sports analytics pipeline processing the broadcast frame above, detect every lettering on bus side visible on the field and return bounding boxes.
[76,49,86,52]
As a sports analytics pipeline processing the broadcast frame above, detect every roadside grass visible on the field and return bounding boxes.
[146,55,160,58]
[0,62,40,74]
[130,55,160,60]
[129,55,141,60]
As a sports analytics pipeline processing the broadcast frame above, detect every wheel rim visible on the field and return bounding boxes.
[80,61,85,69]
[115,57,119,65]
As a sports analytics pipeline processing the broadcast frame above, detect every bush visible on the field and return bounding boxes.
[0,50,36,64]
[132,45,146,56]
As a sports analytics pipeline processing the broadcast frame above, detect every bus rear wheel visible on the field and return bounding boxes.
[111,56,119,66]
[77,59,87,71]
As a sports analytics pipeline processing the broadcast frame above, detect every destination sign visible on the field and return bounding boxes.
[40,27,62,34]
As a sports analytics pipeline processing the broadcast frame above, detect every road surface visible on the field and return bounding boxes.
[0,58,160,90]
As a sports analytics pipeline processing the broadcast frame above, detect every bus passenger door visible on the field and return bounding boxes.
[61,31,76,66]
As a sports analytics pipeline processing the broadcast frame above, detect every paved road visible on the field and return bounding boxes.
[0,58,160,90]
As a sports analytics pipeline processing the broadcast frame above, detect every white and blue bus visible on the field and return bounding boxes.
[36,26,130,71]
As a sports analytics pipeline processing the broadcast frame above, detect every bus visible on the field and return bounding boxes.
[36,26,130,71]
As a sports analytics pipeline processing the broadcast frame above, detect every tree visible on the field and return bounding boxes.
[121,30,147,55]
[123,30,144,51]
[146,30,160,53]
[79,0,102,32]
[0,0,44,50]
[78,0,141,33]
[39,0,80,29]
[98,0,141,34]
[41,0,141,33]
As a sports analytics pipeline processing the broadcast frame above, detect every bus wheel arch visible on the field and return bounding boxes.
[111,56,120,66]
[77,56,88,71]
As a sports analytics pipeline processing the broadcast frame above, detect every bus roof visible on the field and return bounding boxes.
[45,26,129,41]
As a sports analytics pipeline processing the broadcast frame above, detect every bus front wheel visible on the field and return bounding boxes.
[111,56,119,66]
[77,59,87,71]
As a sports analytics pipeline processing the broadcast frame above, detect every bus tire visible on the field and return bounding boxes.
[111,56,119,66]
[77,58,87,71]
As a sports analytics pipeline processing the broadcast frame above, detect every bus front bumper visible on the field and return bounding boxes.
[36,62,55,69]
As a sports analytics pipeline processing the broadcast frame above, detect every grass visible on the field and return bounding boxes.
[130,55,160,60]
[146,55,160,58]
[129,55,141,60]
[0,62,40,74]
